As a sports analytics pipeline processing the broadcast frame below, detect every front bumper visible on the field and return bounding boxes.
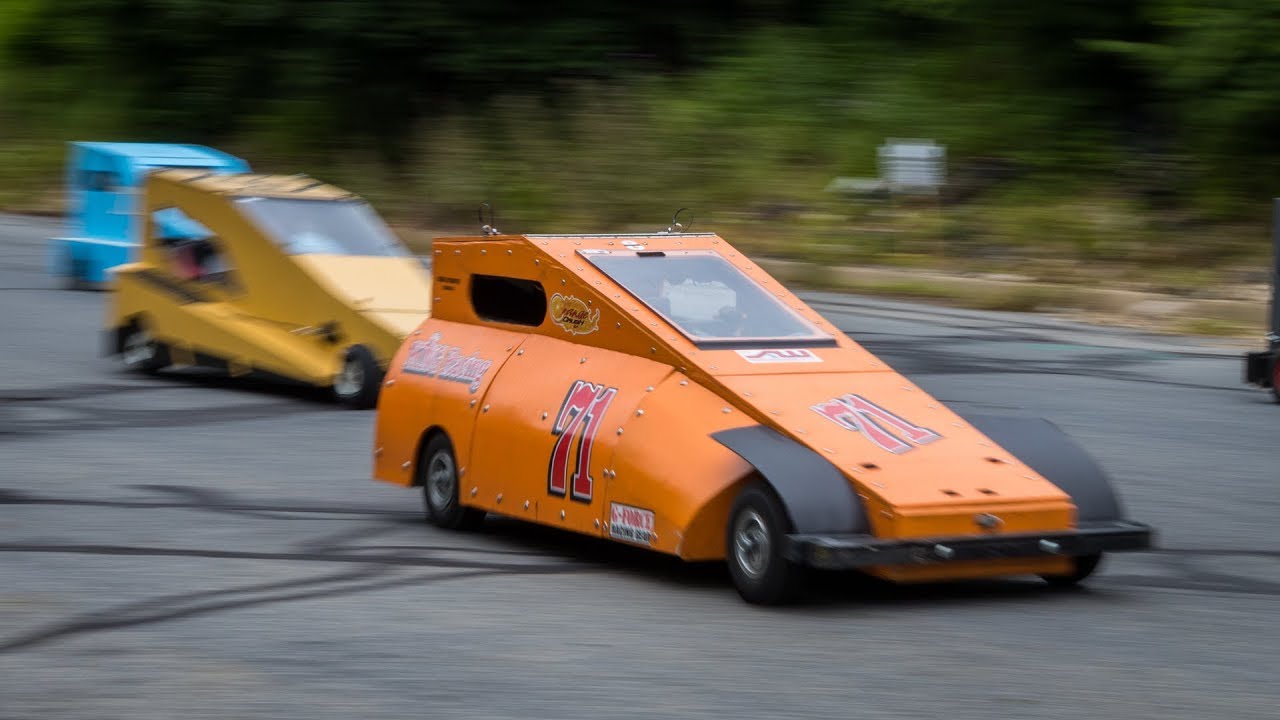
[783,520,1154,570]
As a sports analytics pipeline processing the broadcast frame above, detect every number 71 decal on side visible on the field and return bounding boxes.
[547,380,618,503]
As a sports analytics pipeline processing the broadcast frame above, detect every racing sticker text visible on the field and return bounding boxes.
[609,503,655,545]
[735,348,822,364]
[550,293,601,335]
[811,393,941,454]
[401,332,493,393]
[548,380,618,502]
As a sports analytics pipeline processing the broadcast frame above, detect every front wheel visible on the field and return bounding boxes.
[333,344,382,409]
[726,482,802,605]
[1040,553,1103,587]
[418,434,485,531]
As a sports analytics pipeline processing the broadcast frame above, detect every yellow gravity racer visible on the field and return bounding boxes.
[106,168,432,408]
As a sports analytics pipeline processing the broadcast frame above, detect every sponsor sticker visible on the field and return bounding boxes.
[402,332,493,393]
[550,293,600,335]
[609,502,656,545]
[811,393,941,454]
[735,348,822,364]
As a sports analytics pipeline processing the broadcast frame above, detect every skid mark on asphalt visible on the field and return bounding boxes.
[0,486,412,519]
[0,566,508,654]
[0,492,595,654]
[849,334,1252,394]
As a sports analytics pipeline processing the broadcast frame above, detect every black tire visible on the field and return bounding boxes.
[725,481,803,605]
[333,344,382,409]
[120,320,170,373]
[1040,552,1103,587]
[418,433,485,531]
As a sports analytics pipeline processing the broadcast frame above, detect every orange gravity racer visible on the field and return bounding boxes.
[370,213,1154,604]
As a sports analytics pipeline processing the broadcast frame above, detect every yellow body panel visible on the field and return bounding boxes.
[106,170,431,387]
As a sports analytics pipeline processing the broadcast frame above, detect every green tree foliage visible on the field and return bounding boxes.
[2,0,1280,212]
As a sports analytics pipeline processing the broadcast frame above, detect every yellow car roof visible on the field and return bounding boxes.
[147,168,358,201]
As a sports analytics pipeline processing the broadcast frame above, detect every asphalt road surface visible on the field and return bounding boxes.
[2,213,1278,720]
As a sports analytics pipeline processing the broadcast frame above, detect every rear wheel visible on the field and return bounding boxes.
[418,433,485,531]
[120,321,169,373]
[726,481,802,605]
[1040,552,1103,587]
[334,344,382,409]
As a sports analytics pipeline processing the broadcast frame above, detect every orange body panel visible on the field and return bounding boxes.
[372,230,1086,579]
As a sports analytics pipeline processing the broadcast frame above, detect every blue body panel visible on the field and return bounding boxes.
[48,142,250,287]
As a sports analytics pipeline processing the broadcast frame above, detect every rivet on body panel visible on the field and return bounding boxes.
[482,404,490,412]
[615,322,621,328]
[650,347,656,354]
[402,461,411,469]
[646,386,654,392]
[517,349,525,355]
[560,510,566,520]
[535,259,540,265]
[872,482,885,489]
[470,487,478,497]
[710,365,717,370]
[636,409,644,416]
[594,519,601,529]
[722,408,731,414]
[454,250,461,255]
[561,279,566,285]
[433,297,441,302]
[434,250,442,255]
[374,447,383,457]
[523,500,530,509]
[506,249,513,255]
[385,379,395,386]
[541,411,548,420]
[616,427,624,435]
[481,249,486,255]
[496,494,503,503]
[580,357,587,363]
[470,399,477,407]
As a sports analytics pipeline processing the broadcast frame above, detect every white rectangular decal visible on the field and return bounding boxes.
[609,503,655,546]
[735,348,822,364]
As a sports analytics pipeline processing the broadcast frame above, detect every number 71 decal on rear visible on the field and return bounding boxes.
[548,380,618,503]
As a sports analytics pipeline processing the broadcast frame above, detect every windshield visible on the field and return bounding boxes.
[581,249,832,346]
[235,197,410,257]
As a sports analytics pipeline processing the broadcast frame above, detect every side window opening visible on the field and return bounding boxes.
[150,207,238,290]
[470,274,547,326]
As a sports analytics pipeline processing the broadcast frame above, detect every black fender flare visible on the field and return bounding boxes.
[711,425,870,534]
[963,414,1124,522]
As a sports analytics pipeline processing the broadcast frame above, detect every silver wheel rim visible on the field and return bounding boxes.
[427,451,456,512]
[122,328,155,367]
[335,356,363,397]
[733,508,771,579]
